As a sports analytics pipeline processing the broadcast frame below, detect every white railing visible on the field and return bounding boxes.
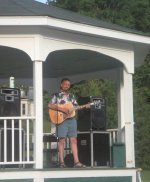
[43,129,119,150]
[0,116,35,166]
[107,128,118,144]
[0,118,119,168]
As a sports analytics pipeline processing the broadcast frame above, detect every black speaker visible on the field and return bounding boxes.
[77,132,110,167]
[77,132,91,166]
[93,132,110,166]
[0,128,24,163]
[77,96,106,131]
[0,88,20,127]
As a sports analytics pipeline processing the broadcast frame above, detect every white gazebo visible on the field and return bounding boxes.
[0,0,150,181]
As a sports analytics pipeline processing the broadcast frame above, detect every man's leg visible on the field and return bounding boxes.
[70,137,79,163]
[68,119,85,167]
[58,138,65,164]
[70,137,86,167]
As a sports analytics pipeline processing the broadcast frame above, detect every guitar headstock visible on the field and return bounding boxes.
[90,102,94,106]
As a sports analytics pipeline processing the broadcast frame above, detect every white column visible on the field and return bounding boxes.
[33,60,43,169]
[117,68,135,168]
[117,68,126,143]
[124,69,135,167]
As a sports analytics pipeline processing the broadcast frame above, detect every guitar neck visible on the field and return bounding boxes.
[75,104,89,110]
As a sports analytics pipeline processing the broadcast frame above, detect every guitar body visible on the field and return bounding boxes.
[49,103,76,125]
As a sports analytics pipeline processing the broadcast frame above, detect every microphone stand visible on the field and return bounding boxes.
[55,93,59,167]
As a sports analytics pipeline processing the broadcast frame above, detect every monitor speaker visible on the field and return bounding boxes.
[77,96,106,131]
[77,132,110,167]
[0,88,20,127]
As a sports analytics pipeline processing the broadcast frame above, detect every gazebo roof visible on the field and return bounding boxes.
[0,0,149,37]
[0,0,149,79]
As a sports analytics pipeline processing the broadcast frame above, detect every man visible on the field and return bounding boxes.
[48,78,86,168]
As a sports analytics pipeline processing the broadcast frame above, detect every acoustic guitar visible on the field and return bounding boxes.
[49,102,93,125]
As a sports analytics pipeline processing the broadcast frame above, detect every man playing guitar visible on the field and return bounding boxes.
[48,78,89,168]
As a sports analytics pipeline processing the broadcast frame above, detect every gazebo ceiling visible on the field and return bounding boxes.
[0,47,123,79]
[43,49,123,78]
[0,46,33,78]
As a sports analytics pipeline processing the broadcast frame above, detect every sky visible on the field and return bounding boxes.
[35,0,47,4]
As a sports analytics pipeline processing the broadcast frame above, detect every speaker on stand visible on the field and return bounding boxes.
[77,96,106,131]
[77,96,109,167]
[0,88,23,167]
[0,88,20,128]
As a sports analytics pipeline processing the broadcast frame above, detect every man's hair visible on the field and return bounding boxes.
[61,78,71,83]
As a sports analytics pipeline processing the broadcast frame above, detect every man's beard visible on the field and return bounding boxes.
[62,88,69,92]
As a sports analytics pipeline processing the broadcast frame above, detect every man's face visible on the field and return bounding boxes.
[61,80,71,92]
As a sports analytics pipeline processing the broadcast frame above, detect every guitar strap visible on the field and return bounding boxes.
[54,93,59,125]
[52,92,59,162]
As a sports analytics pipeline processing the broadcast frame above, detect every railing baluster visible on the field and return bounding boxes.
[19,119,22,162]
[26,119,30,162]
[4,119,7,162]
[107,129,118,144]
[12,119,15,162]
[0,116,35,166]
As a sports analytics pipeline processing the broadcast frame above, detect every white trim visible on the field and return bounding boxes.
[0,16,150,44]
[0,116,35,119]
[0,169,137,180]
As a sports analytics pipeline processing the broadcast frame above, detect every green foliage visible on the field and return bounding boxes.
[47,0,80,11]
[130,0,150,32]
[134,53,150,88]
[48,0,150,33]
[43,90,51,133]
[141,170,150,182]
[134,55,150,169]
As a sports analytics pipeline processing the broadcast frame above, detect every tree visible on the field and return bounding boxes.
[134,54,150,169]
[130,0,150,32]
[47,0,150,32]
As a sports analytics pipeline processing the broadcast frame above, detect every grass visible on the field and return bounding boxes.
[141,170,150,182]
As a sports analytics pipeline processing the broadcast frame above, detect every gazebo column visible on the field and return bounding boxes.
[117,68,135,168]
[33,60,43,169]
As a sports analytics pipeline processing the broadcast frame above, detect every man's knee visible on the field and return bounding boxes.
[70,137,77,144]
[59,138,66,145]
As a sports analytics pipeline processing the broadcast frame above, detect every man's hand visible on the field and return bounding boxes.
[85,103,91,109]
[60,107,70,115]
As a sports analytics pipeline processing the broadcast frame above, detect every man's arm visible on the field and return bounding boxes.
[48,103,58,110]
[48,103,69,114]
